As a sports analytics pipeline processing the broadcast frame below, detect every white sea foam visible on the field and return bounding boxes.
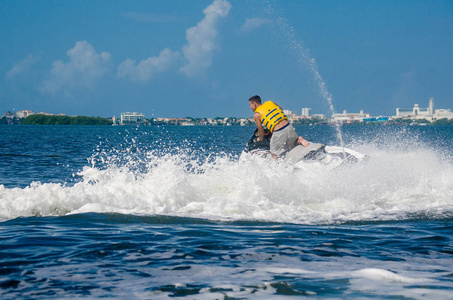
[352,268,428,283]
[348,268,451,300]
[1,140,452,223]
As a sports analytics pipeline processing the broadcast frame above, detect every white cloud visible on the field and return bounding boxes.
[40,41,111,95]
[6,54,40,80]
[117,0,231,82]
[240,17,271,33]
[117,48,181,82]
[180,0,231,77]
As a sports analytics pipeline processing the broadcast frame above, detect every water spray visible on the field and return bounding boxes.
[257,0,346,150]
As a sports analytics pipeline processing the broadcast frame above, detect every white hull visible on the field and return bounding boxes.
[243,143,368,170]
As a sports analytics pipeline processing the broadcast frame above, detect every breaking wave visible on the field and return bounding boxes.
[1,128,453,224]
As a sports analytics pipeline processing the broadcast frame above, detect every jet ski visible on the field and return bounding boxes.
[242,128,368,169]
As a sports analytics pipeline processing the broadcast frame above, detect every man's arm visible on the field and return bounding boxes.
[254,112,265,141]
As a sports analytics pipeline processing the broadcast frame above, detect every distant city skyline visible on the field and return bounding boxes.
[5,95,452,122]
[1,0,452,118]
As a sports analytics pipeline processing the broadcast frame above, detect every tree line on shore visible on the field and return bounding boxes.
[21,114,113,125]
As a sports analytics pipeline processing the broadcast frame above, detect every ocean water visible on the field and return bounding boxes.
[1,125,452,299]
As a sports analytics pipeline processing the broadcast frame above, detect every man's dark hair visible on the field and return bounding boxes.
[249,95,262,104]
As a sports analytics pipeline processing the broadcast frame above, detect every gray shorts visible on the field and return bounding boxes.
[270,124,299,157]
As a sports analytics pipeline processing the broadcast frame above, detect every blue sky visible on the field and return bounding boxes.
[1,0,452,118]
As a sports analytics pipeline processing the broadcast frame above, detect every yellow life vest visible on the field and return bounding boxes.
[254,101,288,132]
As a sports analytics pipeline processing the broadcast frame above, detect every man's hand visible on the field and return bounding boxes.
[254,112,265,142]
[297,137,309,147]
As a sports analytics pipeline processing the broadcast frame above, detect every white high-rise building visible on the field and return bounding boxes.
[429,97,434,114]
[301,108,311,116]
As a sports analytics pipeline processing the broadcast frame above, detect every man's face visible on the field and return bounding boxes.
[249,101,258,112]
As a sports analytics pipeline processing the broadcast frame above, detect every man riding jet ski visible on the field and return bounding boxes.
[248,95,309,160]
[246,95,367,168]
[243,128,368,169]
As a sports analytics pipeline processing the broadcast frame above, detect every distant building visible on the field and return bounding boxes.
[301,108,311,116]
[395,97,453,120]
[240,118,253,126]
[395,108,413,117]
[312,114,325,120]
[120,112,145,125]
[434,109,453,119]
[396,98,434,118]
[3,111,16,119]
[331,110,370,123]
[283,109,297,116]
[16,110,35,118]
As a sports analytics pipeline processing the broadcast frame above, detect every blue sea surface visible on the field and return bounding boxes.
[1,125,453,299]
